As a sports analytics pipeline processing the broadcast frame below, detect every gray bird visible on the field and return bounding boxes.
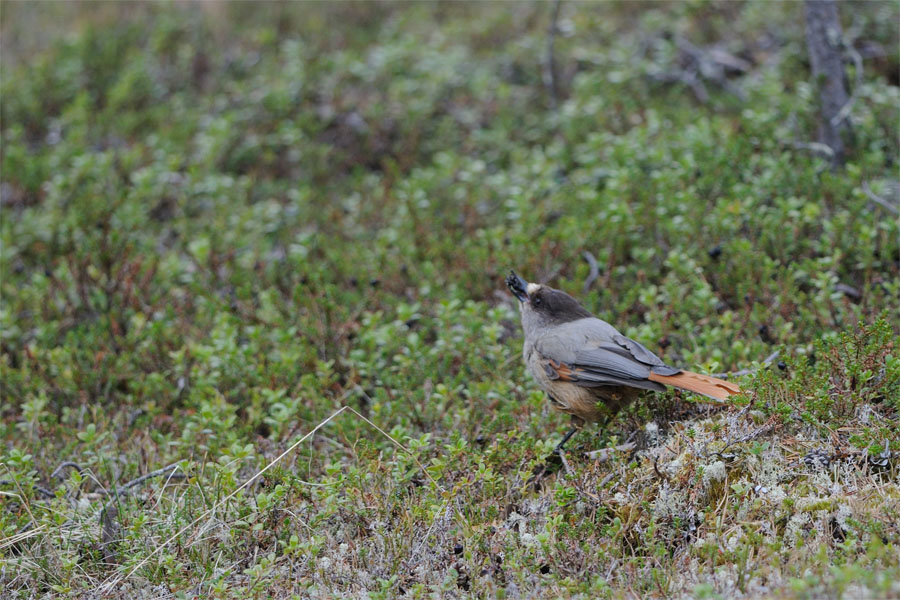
[506,271,741,450]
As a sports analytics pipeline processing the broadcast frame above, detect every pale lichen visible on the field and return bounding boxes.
[701,460,727,488]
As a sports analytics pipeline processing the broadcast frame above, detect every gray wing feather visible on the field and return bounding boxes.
[612,334,680,376]
[534,317,678,391]
[575,344,651,380]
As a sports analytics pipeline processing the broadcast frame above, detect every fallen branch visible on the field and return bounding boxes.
[596,470,618,490]
[50,461,86,480]
[585,442,636,462]
[113,463,185,496]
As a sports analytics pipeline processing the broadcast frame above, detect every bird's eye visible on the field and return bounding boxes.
[533,296,542,306]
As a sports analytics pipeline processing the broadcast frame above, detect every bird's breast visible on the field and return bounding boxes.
[522,341,641,422]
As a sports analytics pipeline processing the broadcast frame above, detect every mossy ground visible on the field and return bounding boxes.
[1,2,899,598]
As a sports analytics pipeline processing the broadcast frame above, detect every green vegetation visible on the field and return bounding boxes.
[2,2,898,598]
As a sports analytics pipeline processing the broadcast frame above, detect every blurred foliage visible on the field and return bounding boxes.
[1,1,898,598]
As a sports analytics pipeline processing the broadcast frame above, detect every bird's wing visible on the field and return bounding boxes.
[534,318,679,391]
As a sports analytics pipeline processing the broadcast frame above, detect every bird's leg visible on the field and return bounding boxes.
[554,426,579,455]
[557,415,587,453]
[529,419,583,487]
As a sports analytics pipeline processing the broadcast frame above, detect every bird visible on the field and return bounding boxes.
[506,270,741,452]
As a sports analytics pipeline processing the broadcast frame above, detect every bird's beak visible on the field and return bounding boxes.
[506,270,529,303]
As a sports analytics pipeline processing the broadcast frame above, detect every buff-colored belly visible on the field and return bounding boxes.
[524,343,639,423]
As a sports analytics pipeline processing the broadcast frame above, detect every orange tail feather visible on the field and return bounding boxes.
[648,370,741,402]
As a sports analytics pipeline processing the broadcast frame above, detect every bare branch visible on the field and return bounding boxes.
[862,181,900,215]
[114,462,186,496]
[790,140,835,159]
[544,0,563,109]
[582,251,599,295]
[50,461,86,480]
[830,43,863,128]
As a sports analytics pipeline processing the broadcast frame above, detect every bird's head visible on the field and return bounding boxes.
[506,270,592,333]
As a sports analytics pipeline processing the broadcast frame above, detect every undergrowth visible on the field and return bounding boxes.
[1,2,898,598]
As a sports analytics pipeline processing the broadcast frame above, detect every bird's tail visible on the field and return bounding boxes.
[648,370,741,402]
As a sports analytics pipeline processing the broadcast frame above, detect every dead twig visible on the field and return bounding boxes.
[0,480,54,499]
[790,140,835,159]
[596,470,617,490]
[829,12,865,130]
[50,461,86,480]
[544,0,562,109]
[586,442,636,462]
[1,461,86,502]
[113,462,185,496]
[862,181,899,215]
[830,43,863,129]
[582,251,599,294]
[557,449,574,478]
